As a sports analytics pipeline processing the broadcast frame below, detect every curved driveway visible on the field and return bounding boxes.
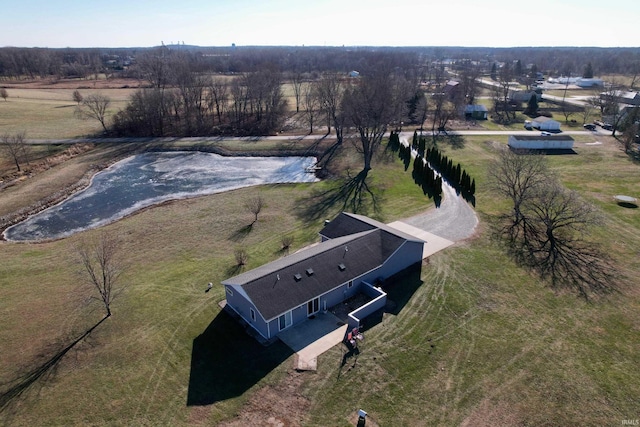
[387,136,479,258]
[401,180,478,242]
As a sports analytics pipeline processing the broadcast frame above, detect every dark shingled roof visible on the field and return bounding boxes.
[319,213,377,239]
[319,212,420,242]
[223,214,416,321]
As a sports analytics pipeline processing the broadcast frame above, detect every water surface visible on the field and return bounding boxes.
[4,151,318,241]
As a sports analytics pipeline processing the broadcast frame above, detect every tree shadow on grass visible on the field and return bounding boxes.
[186,309,292,406]
[444,133,465,149]
[225,263,244,277]
[296,169,383,222]
[0,316,108,416]
[228,224,253,242]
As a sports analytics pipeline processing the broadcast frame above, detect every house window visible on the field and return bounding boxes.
[278,311,292,331]
[250,308,256,322]
[225,286,234,296]
[348,280,353,288]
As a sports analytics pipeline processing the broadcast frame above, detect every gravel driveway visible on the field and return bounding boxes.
[401,180,478,242]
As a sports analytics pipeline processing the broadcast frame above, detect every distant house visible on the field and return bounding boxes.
[464,104,488,120]
[444,80,460,99]
[508,135,574,150]
[509,89,542,103]
[531,116,561,131]
[600,90,640,106]
[575,78,603,88]
[222,213,425,340]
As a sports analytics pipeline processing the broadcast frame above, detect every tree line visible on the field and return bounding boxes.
[2,45,639,83]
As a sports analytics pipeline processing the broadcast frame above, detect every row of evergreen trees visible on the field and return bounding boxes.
[425,147,476,197]
[390,131,443,203]
[411,130,428,157]
[389,131,476,203]
[412,153,443,201]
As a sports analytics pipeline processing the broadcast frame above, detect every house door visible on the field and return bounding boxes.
[307,298,319,316]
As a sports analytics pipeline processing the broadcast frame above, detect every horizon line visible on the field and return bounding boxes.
[2,44,639,50]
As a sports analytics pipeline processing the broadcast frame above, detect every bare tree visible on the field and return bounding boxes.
[487,148,551,241]
[137,47,172,89]
[410,91,429,133]
[72,89,83,105]
[492,62,517,123]
[521,181,613,298]
[598,79,628,136]
[234,248,248,267]
[317,73,345,140]
[580,93,598,125]
[489,149,614,298]
[245,195,264,225]
[77,232,125,318]
[430,92,458,138]
[281,235,294,252]
[301,81,320,133]
[619,106,640,153]
[76,93,111,133]
[0,88,8,101]
[342,71,407,171]
[458,63,481,104]
[1,132,29,172]
[560,75,574,123]
[290,71,305,113]
[207,77,228,125]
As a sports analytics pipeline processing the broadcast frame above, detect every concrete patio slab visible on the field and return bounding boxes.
[387,221,454,258]
[278,312,347,371]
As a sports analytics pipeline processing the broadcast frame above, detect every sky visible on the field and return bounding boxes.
[2,0,639,48]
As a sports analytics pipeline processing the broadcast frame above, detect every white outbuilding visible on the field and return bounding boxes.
[531,116,561,131]
[508,135,574,150]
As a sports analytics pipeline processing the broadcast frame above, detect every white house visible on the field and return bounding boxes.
[575,78,603,88]
[508,135,574,150]
[600,90,640,106]
[531,116,561,131]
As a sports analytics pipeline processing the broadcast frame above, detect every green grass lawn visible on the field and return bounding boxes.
[0,88,134,138]
[1,134,639,426]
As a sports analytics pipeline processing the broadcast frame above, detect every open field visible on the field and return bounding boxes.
[1,128,639,425]
[0,85,136,138]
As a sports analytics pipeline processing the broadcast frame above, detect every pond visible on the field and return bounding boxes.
[4,151,318,241]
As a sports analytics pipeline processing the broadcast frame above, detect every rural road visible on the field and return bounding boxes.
[23,128,600,146]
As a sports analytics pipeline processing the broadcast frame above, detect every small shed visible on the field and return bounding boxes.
[508,135,574,150]
[531,116,561,131]
[464,104,488,120]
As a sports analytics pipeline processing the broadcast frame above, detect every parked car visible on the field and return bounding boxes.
[541,131,552,136]
[583,123,597,131]
[602,123,613,131]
